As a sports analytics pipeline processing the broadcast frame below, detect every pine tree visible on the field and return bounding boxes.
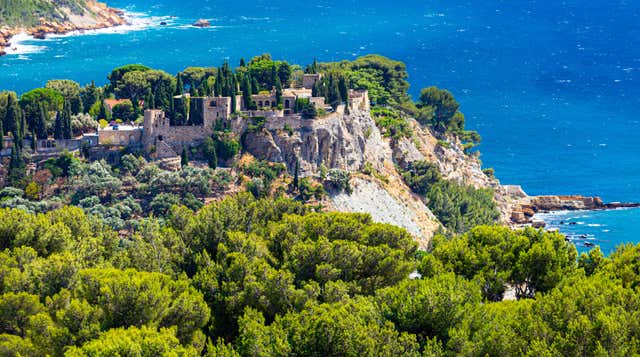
[275,76,283,105]
[181,146,189,167]
[36,104,48,139]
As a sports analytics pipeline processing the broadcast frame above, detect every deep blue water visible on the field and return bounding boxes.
[1,0,639,251]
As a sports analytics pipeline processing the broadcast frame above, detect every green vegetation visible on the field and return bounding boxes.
[0,193,636,355]
[2,53,633,355]
[371,106,413,140]
[403,160,499,233]
[0,0,91,27]
[316,54,411,106]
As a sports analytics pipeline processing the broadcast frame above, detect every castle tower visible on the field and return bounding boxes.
[142,109,168,149]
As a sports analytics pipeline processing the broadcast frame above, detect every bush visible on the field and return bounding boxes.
[402,160,499,232]
[371,107,412,139]
[325,169,352,193]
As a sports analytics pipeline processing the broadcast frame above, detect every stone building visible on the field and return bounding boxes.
[302,73,322,89]
[142,96,233,158]
[98,125,143,146]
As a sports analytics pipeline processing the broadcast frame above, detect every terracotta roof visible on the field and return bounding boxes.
[103,99,144,111]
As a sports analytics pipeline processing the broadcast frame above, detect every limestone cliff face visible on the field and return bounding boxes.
[244,111,391,176]
[243,109,516,247]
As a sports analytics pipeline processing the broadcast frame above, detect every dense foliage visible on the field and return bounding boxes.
[403,161,499,233]
[0,0,90,27]
[3,53,631,355]
[0,194,636,356]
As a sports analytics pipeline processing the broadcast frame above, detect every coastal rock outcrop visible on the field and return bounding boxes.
[242,108,517,245]
[0,0,127,56]
[193,19,211,28]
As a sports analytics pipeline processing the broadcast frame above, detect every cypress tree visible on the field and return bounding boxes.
[8,142,25,187]
[54,111,64,140]
[189,85,198,98]
[30,129,37,151]
[215,67,224,97]
[181,146,189,167]
[252,77,260,94]
[328,75,341,109]
[205,137,217,169]
[239,58,246,67]
[17,111,26,148]
[174,73,184,96]
[243,76,254,110]
[131,97,140,117]
[61,100,73,139]
[98,100,109,121]
[144,89,155,110]
[36,104,48,139]
[293,159,300,191]
[4,93,20,138]
[312,57,318,74]
[0,120,4,151]
[199,79,211,97]
[270,65,278,88]
[275,76,283,105]
[339,75,349,104]
[230,90,237,114]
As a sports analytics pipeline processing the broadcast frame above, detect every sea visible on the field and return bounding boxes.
[0,0,638,255]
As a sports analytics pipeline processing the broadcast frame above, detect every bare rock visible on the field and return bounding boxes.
[193,19,211,28]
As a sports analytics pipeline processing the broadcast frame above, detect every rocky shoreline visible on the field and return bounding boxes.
[508,189,640,227]
[0,1,127,56]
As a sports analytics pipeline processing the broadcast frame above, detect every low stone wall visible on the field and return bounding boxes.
[99,129,142,146]
[265,115,304,131]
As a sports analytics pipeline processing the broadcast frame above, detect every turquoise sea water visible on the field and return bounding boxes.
[1,0,639,252]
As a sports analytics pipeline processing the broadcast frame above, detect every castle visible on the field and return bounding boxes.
[97,74,371,160]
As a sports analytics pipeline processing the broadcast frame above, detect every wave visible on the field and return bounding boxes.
[3,10,170,56]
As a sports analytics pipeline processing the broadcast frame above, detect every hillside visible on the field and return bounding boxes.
[0,0,126,55]
[1,54,639,356]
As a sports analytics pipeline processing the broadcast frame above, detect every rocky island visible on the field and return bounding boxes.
[0,0,127,56]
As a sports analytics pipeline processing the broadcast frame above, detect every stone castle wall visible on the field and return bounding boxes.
[99,128,143,146]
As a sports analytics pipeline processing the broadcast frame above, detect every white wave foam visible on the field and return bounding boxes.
[3,33,47,55]
[3,10,169,56]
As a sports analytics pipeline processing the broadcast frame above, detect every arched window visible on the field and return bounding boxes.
[265,100,270,107]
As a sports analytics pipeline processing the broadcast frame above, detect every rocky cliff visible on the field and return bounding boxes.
[0,0,126,56]
[243,108,515,248]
